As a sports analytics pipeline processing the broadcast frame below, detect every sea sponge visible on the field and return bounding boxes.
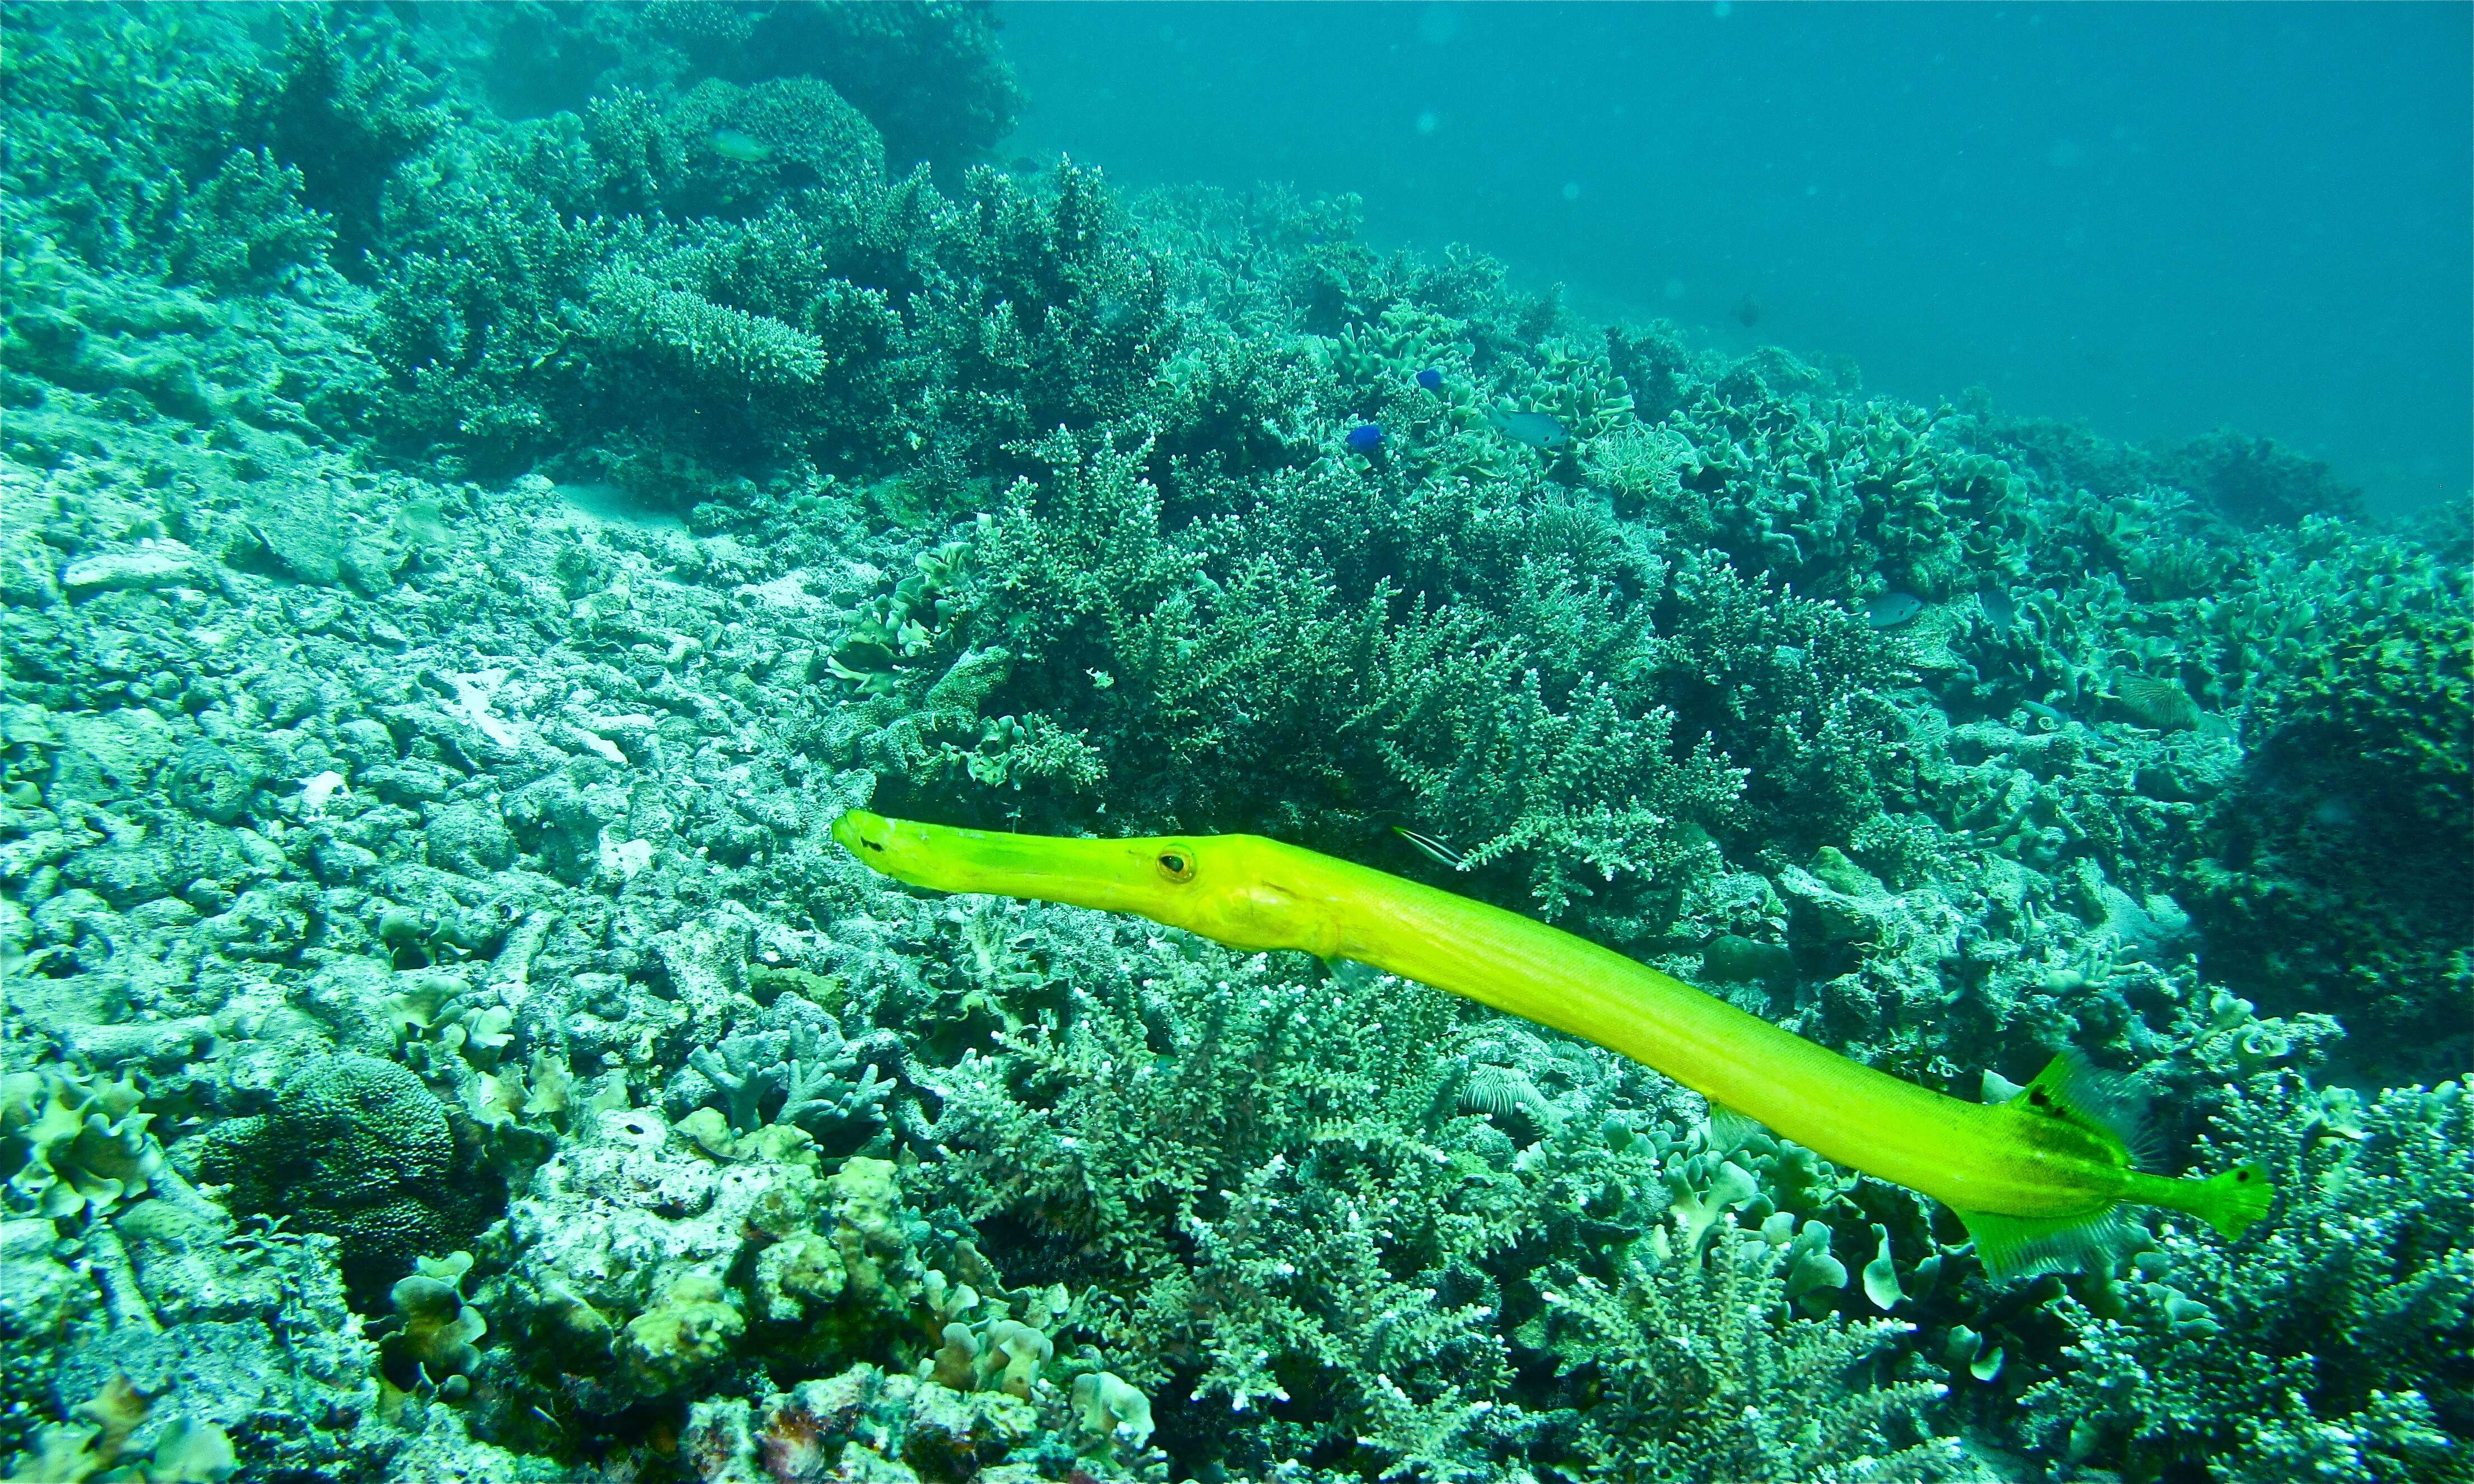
[826,1155,912,1304]
[163,739,265,825]
[617,1272,745,1395]
[751,1232,846,1324]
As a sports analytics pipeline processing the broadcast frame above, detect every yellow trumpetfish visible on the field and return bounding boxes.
[831,810,2271,1276]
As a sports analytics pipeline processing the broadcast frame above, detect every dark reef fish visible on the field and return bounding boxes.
[1415,367,1444,392]
[1734,294,1763,328]
[834,811,2273,1279]
[1345,422,1384,454]
[1482,407,1568,449]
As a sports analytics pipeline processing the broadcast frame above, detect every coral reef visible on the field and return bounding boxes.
[2190,592,2473,1076]
[0,3,2463,1481]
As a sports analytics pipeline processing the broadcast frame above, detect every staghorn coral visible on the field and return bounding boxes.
[226,10,445,266]
[1537,1226,1989,1483]
[1356,608,1743,920]
[587,267,831,392]
[667,993,922,1154]
[906,903,1976,1480]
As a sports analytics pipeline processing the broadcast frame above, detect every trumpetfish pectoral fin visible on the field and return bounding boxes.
[1955,1203,2141,1281]
[1706,1102,1766,1152]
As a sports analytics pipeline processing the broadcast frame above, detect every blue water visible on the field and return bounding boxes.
[1003,1,2473,515]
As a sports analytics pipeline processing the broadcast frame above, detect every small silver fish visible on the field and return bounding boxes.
[1864,592,1924,629]
[1978,587,2018,632]
[1482,408,1569,449]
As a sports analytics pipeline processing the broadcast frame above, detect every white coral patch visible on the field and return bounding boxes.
[298,770,348,818]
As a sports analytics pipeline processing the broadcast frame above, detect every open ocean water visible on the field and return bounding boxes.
[0,5,2466,1483]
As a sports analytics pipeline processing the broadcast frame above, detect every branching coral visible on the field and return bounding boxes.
[909,908,1973,1481]
[1536,1228,1988,1483]
[673,1000,919,1155]
[2022,1074,2472,1482]
[586,267,830,392]
[2191,591,2473,1075]
[1355,609,1742,920]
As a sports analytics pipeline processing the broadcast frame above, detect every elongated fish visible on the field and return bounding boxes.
[831,811,2270,1277]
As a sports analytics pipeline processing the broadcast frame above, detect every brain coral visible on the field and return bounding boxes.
[193,1053,497,1307]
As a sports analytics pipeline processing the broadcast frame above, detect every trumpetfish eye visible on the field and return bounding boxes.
[1156,849,1194,883]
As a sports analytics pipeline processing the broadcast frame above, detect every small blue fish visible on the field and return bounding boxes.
[1415,368,1444,392]
[1345,423,1384,454]
[1482,407,1569,449]
[1864,592,1925,629]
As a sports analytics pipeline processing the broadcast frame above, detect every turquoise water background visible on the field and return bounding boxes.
[1003,2,2473,515]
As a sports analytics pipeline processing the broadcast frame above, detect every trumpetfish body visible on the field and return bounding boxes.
[830,810,2270,1276]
